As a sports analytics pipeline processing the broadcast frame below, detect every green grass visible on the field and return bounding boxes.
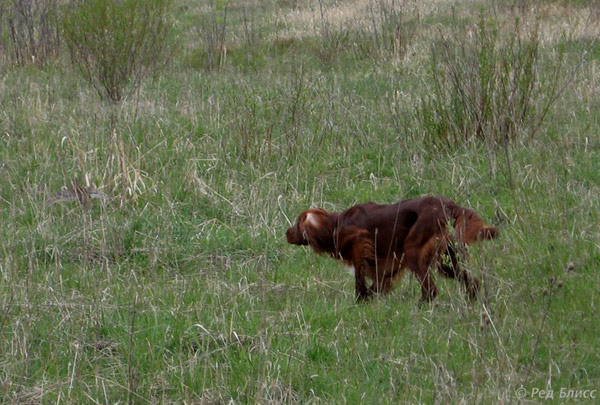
[1,0,599,402]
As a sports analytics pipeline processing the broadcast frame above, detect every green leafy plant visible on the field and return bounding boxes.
[62,0,173,102]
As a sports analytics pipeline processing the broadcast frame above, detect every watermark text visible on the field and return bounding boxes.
[516,386,596,400]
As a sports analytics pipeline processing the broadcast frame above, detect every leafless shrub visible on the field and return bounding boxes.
[313,0,349,64]
[356,0,415,60]
[228,68,310,161]
[415,17,571,147]
[312,0,415,64]
[194,1,228,71]
[241,6,261,49]
[0,0,61,66]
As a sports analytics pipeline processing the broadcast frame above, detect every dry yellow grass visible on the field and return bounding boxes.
[499,3,600,44]
[275,0,476,39]
[275,0,600,43]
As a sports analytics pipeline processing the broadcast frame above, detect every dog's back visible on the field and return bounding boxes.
[337,202,418,259]
[336,196,497,260]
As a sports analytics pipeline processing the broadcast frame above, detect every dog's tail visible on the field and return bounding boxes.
[451,206,498,244]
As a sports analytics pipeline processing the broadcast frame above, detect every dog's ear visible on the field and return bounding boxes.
[303,209,338,253]
[286,213,309,245]
[286,209,323,245]
[298,210,327,245]
[286,209,337,252]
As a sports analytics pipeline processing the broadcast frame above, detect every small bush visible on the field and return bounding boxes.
[192,1,229,72]
[312,0,415,64]
[311,0,349,64]
[314,26,349,64]
[62,0,173,102]
[416,17,567,147]
[227,67,312,162]
[354,0,415,60]
[0,0,61,66]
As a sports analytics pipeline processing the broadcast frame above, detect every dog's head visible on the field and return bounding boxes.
[286,209,336,251]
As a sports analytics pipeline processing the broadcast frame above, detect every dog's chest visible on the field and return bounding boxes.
[344,264,355,276]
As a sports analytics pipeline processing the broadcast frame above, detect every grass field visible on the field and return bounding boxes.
[1,0,599,403]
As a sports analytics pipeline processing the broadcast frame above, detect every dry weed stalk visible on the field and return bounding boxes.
[104,126,147,206]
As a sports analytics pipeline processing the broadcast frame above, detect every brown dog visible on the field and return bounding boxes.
[286,196,498,302]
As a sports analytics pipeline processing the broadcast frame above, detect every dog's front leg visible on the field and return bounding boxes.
[354,259,371,302]
[351,238,375,302]
[337,226,375,303]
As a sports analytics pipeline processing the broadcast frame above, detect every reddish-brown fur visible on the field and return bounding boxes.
[286,196,498,302]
